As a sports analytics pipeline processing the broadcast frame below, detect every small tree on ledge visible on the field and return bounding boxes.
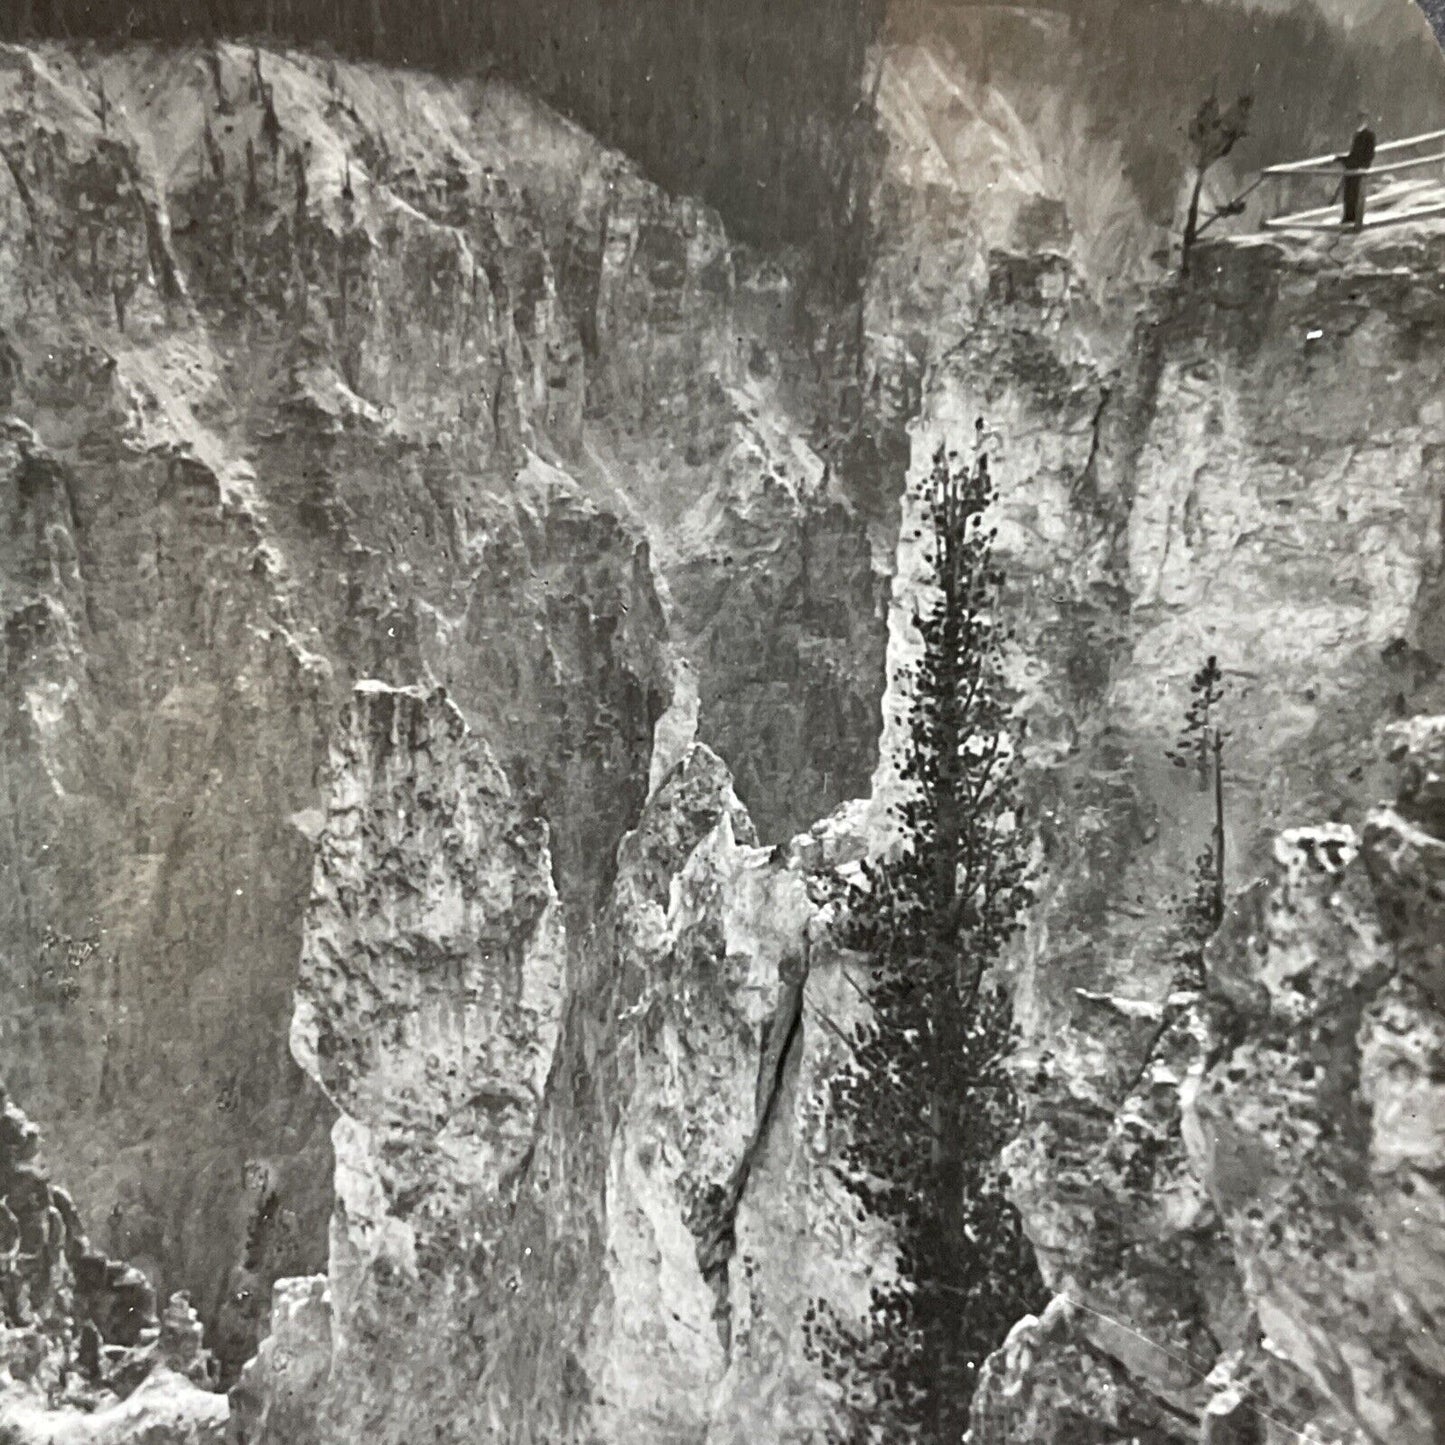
[1181,91,1253,275]
[1166,654,1228,931]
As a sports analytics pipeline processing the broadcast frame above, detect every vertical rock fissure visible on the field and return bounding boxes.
[692,955,807,1356]
[1071,384,1113,510]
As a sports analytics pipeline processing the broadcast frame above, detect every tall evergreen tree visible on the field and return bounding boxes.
[819,424,1046,1442]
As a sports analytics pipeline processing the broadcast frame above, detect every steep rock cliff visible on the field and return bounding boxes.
[969,718,1445,1445]
[0,40,749,1379]
[0,31,897,1381]
[1183,718,1445,1444]
[276,682,567,1442]
[231,691,885,1443]
[925,227,1445,1440]
[270,198,1445,1441]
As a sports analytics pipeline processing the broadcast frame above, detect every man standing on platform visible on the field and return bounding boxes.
[1339,114,1378,228]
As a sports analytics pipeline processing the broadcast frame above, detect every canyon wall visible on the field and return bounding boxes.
[235,694,888,1442]
[930,229,1445,1441]
[2,2,1445,1442]
[0,38,884,1385]
[240,208,1445,1444]
[0,1085,228,1444]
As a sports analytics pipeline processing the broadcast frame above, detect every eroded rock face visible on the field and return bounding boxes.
[880,224,1445,1442]
[265,708,886,1444]
[968,1297,1193,1445]
[970,729,1445,1445]
[226,1276,330,1445]
[1183,721,1445,1445]
[0,1088,225,1445]
[294,683,565,1228]
[275,682,567,1442]
[5,11,1445,1445]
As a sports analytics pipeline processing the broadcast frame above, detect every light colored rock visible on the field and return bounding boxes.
[0,40,694,1372]
[649,658,701,798]
[0,1371,227,1445]
[967,1297,1190,1445]
[0,1093,225,1445]
[271,724,886,1443]
[281,682,566,1441]
[1184,725,1445,1445]
[227,1277,331,1445]
[905,221,1445,1440]
[0,30,880,1430]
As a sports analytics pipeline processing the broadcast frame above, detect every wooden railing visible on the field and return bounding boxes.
[1259,128,1445,231]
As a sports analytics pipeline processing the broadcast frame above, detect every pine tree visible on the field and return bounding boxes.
[819,424,1046,1442]
[1165,655,1227,929]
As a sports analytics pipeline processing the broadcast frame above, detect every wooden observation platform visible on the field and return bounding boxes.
[1260,128,1445,232]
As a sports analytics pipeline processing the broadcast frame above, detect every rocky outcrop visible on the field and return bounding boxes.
[1182,719,1445,1445]
[520,747,881,1445]
[4,7,1445,1443]
[226,1276,331,1445]
[2,1086,156,1378]
[863,0,1445,365]
[276,681,567,1442]
[0,1372,227,1445]
[247,687,886,1443]
[969,720,1445,1445]
[925,223,1445,1438]
[0,1087,225,1445]
[968,1297,1196,1445]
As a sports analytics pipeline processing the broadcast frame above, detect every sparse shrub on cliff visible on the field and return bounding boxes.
[1161,846,1220,992]
[814,426,1046,1442]
[1180,92,1252,274]
[1166,655,1228,935]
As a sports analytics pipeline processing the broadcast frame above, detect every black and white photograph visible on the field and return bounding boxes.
[0,2,1443,1442]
